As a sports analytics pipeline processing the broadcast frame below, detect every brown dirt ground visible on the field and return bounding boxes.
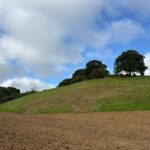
[0,111,150,150]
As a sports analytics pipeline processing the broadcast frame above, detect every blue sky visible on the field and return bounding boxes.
[0,0,150,92]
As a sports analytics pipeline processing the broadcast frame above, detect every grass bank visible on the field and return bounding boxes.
[0,77,150,114]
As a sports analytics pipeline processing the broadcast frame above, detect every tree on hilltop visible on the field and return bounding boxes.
[85,60,109,78]
[114,50,147,76]
[58,60,109,87]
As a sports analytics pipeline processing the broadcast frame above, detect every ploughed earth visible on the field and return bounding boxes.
[0,111,150,150]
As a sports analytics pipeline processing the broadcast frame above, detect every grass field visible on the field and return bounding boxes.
[0,77,150,114]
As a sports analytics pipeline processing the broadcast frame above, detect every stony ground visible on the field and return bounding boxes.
[0,111,150,150]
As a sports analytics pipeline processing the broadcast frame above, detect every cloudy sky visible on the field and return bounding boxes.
[0,0,150,92]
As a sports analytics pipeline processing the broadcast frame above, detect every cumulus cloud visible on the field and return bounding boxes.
[0,1,145,76]
[0,0,103,78]
[0,0,148,91]
[104,19,145,43]
[1,77,54,93]
[103,0,150,20]
[145,53,150,75]
[85,49,115,60]
[0,55,25,81]
[92,19,145,48]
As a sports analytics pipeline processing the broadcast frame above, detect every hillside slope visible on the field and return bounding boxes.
[0,77,150,114]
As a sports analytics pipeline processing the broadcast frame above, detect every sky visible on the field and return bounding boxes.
[0,0,150,92]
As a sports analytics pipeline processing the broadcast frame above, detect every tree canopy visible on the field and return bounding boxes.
[114,50,147,76]
[0,86,38,104]
[58,60,109,87]
[85,60,109,78]
[0,87,20,104]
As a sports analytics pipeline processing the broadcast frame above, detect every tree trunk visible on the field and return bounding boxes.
[140,72,144,76]
[129,71,131,76]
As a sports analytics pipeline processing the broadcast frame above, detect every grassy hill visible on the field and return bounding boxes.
[0,77,150,114]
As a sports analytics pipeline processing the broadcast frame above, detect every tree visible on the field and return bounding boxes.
[58,60,109,87]
[58,79,71,87]
[0,87,20,103]
[71,69,86,83]
[85,60,109,78]
[114,50,147,76]
[90,69,105,79]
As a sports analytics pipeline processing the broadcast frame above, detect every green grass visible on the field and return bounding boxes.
[0,76,150,114]
[34,106,73,114]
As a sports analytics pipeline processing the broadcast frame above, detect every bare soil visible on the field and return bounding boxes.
[0,111,150,150]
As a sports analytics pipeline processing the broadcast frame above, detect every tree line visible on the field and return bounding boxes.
[0,50,148,102]
[0,87,20,104]
[0,87,37,104]
[59,50,147,86]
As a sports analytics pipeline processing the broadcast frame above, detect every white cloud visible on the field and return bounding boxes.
[103,0,150,20]
[145,53,150,75]
[104,19,145,44]
[90,19,145,48]
[0,1,145,76]
[0,0,148,91]
[1,77,54,92]
[85,49,115,60]
[0,0,103,78]
[84,19,144,58]
[0,55,24,81]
